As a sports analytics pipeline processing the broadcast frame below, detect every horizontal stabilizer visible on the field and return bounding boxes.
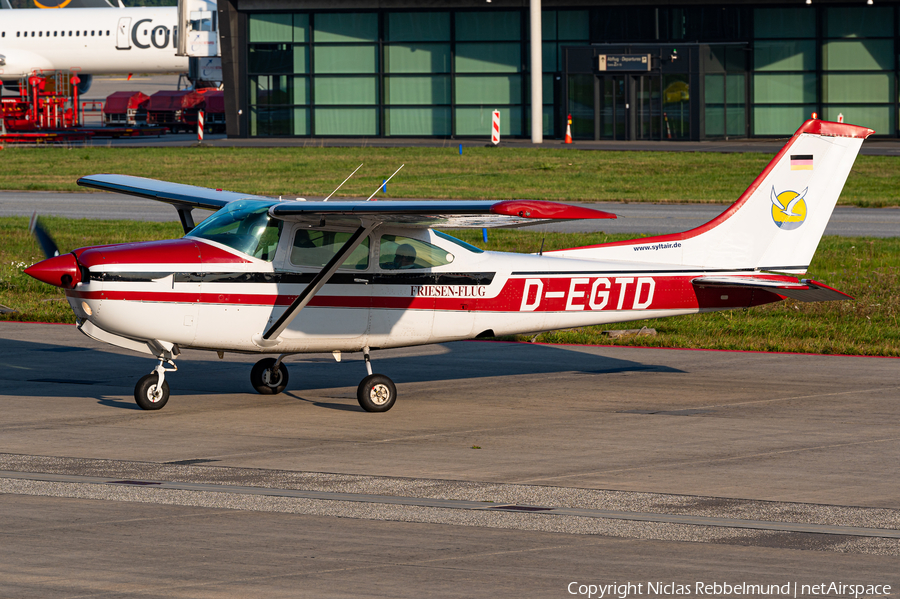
[693,276,852,302]
[270,199,616,229]
[77,174,269,212]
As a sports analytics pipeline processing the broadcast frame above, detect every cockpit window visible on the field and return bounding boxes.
[188,200,282,261]
[290,229,369,270]
[379,235,454,270]
[434,230,485,254]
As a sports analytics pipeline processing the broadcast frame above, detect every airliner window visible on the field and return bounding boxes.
[290,230,369,270]
[379,235,454,270]
[188,200,283,261]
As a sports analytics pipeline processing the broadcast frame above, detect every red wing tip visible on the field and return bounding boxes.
[492,200,616,220]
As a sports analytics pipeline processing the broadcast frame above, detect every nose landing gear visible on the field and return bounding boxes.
[134,357,176,410]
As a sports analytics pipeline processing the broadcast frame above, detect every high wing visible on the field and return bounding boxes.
[269,199,616,229]
[78,173,617,231]
[78,174,269,211]
[692,276,852,302]
[78,173,272,232]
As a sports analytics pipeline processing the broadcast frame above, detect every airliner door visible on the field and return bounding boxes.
[117,17,132,50]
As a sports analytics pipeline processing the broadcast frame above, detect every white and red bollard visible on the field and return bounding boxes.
[491,110,500,145]
[198,109,204,143]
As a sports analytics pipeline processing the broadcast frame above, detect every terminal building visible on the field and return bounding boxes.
[216,1,899,141]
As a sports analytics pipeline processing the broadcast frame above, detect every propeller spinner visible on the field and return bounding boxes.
[24,213,82,289]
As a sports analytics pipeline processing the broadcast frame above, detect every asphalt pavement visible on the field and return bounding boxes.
[0,322,898,597]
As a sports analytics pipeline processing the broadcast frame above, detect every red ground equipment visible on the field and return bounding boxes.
[0,72,78,132]
[146,90,207,133]
[201,90,226,133]
[103,91,151,127]
[0,72,92,143]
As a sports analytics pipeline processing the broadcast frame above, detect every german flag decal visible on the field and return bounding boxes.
[790,154,813,170]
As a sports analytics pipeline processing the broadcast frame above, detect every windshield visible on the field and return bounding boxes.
[188,200,283,261]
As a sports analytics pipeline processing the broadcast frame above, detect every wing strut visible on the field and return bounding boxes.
[176,207,196,233]
[253,222,377,348]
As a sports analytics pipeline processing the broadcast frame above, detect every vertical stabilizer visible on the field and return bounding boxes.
[550,119,874,273]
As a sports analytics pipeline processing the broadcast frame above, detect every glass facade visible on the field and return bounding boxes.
[246,9,587,137]
[752,5,896,136]
[241,5,900,138]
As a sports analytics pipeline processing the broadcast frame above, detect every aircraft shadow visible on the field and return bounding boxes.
[0,335,684,409]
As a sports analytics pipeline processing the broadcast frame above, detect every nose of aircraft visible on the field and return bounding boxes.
[24,253,82,289]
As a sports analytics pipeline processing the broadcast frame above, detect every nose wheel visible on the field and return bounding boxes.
[134,358,176,410]
[356,348,396,412]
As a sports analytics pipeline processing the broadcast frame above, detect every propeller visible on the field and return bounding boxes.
[29,212,60,259]
[24,213,82,289]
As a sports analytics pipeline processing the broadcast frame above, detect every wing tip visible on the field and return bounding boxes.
[491,200,616,220]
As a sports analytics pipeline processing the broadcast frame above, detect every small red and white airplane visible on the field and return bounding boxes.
[25,119,871,412]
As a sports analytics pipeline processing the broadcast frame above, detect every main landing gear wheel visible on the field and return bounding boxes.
[251,358,289,394]
[134,372,170,410]
[357,374,397,412]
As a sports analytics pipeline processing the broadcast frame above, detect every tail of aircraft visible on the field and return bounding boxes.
[549,119,874,274]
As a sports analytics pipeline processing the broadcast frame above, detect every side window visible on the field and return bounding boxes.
[379,235,454,270]
[290,229,369,270]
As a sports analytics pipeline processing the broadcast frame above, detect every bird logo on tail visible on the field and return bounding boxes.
[771,186,808,230]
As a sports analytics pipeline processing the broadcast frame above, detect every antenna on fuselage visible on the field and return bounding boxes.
[366,164,404,201]
[323,163,363,202]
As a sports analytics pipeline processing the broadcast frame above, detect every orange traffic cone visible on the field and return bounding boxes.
[564,114,573,144]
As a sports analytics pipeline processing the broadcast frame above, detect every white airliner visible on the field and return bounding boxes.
[0,3,214,89]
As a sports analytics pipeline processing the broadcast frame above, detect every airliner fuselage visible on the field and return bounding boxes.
[0,6,186,79]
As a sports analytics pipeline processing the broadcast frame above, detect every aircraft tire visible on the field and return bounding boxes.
[134,373,170,410]
[251,358,289,394]
[357,374,396,412]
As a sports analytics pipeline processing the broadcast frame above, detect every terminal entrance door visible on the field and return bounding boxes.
[568,74,661,141]
[597,75,660,140]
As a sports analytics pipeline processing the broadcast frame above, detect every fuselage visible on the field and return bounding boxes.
[60,220,785,356]
[0,6,186,78]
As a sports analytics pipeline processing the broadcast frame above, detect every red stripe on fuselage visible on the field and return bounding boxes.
[69,274,786,312]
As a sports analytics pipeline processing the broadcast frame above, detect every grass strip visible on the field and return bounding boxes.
[1,217,897,356]
[1,146,899,207]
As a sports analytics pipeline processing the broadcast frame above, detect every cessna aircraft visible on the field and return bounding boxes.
[0,1,213,90]
[25,119,871,413]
